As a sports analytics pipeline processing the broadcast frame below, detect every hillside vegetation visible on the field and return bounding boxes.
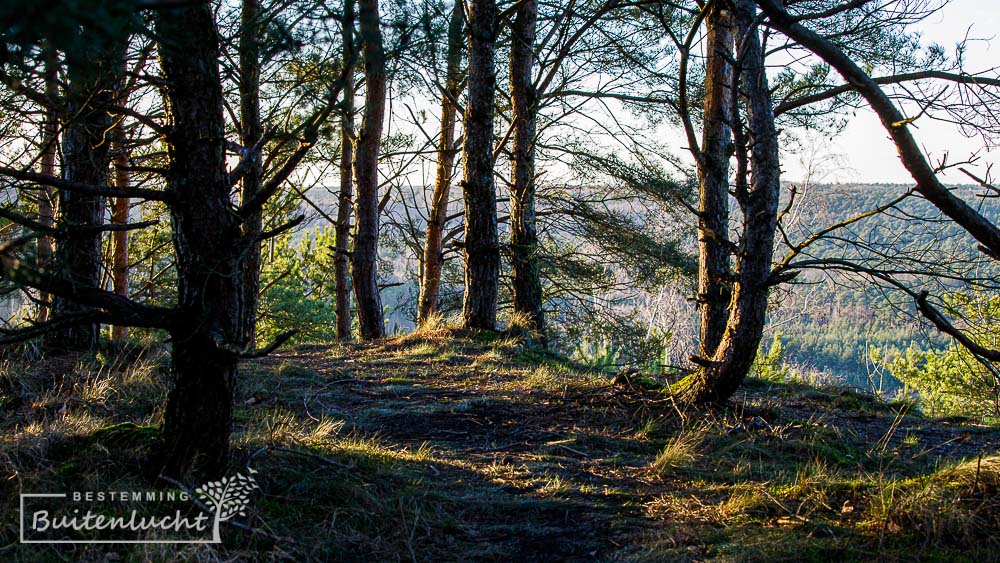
[765,183,999,391]
[3,330,998,561]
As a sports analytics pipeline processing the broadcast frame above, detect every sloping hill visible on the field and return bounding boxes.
[2,332,999,561]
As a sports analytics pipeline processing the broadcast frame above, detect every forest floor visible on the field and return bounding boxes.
[2,327,1000,561]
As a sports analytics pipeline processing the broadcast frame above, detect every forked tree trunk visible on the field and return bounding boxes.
[335,0,356,341]
[351,0,387,340]
[47,46,120,353]
[676,0,781,405]
[509,0,544,340]
[416,0,464,326]
[239,0,263,348]
[35,48,58,324]
[110,121,130,343]
[461,0,500,330]
[696,5,734,358]
[155,3,243,480]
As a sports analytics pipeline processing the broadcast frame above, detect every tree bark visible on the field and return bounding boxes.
[417,0,464,326]
[509,0,545,341]
[696,4,734,358]
[35,47,58,324]
[351,0,386,340]
[676,0,780,405]
[461,0,500,330]
[110,121,130,343]
[239,0,263,349]
[335,0,356,341]
[47,44,120,353]
[155,3,243,480]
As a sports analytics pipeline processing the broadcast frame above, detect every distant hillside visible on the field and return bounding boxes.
[770,182,999,392]
[288,181,998,393]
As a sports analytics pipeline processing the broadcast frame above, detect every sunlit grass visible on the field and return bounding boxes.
[1,333,997,561]
[650,425,708,475]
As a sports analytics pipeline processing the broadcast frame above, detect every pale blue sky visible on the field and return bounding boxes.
[801,0,1000,184]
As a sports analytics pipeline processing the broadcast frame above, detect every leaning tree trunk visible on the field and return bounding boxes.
[754,0,1000,260]
[155,3,244,480]
[335,0,356,341]
[110,121,130,343]
[461,0,500,330]
[351,0,387,340]
[416,0,464,326]
[696,4,734,358]
[675,0,781,405]
[47,46,121,353]
[238,0,263,349]
[35,48,58,324]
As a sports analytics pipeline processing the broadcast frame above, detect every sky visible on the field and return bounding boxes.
[785,0,1000,184]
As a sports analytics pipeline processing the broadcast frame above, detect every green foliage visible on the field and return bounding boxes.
[752,332,792,383]
[127,201,176,309]
[570,323,672,374]
[772,183,998,390]
[257,227,340,345]
[885,292,1000,421]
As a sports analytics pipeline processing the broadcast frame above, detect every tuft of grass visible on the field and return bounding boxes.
[403,341,443,359]
[238,407,343,447]
[650,425,708,475]
[413,311,462,335]
[870,455,1000,547]
[526,365,560,389]
[277,361,318,379]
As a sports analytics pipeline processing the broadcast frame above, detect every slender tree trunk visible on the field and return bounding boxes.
[696,5,734,358]
[155,3,242,480]
[239,0,263,349]
[335,0,356,341]
[351,0,386,340]
[676,0,781,405]
[417,0,464,325]
[35,48,58,324]
[110,121,130,343]
[509,0,544,340]
[47,46,121,353]
[461,0,500,330]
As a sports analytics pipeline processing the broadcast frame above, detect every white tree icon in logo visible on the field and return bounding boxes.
[194,467,259,542]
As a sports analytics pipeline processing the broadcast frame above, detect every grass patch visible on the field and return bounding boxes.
[1,334,997,561]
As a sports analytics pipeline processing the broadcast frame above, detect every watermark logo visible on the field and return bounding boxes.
[20,468,259,544]
[193,468,259,543]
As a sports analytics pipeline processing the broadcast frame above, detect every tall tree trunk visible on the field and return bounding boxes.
[351,0,386,340]
[676,0,780,405]
[696,5,734,358]
[509,0,544,340]
[417,0,464,326]
[239,0,263,349]
[47,46,120,353]
[155,3,243,480]
[461,0,500,330]
[110,121,130,343]
[335,0,356,341]
[35,48,58,324]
